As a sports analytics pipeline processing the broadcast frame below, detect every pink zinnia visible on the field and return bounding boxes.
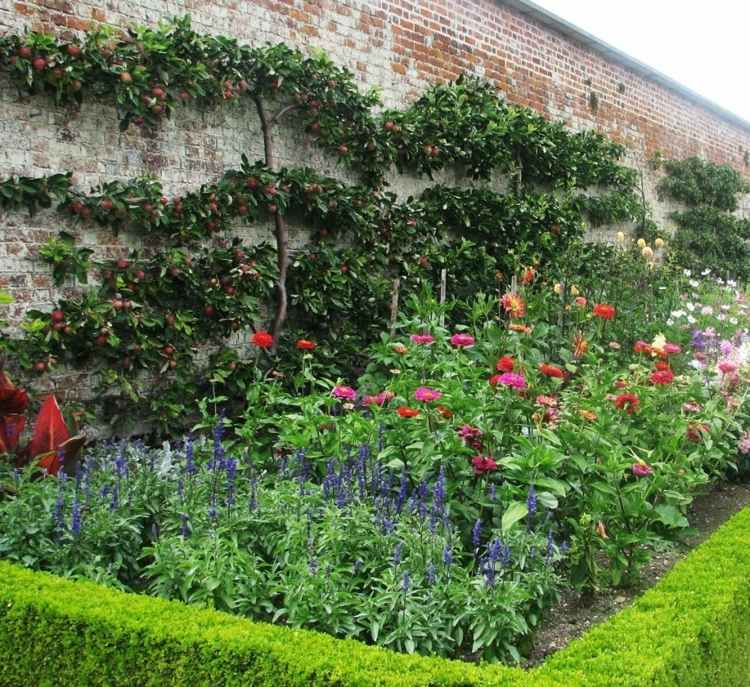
[450,333,475,348]
[471,455,498,475]
[363,391,394,406]
[536,394,557,407]
[631,462,653,477]
[664,342,681,355]
[332,385,356,401]
[718,360,738,375]
[414,386,442,402]
[491,372,527,389]
[410,334,435,345]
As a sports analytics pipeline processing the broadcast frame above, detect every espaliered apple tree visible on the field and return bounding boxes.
[0,16,647,431]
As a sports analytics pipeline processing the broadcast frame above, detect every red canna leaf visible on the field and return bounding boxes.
[0,414,26,454]
[0,371,29,415]
[28,395,70,462]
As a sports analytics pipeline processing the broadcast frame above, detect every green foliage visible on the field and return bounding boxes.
[657,157,749,211]
[38,232,94,285]
[656,157,750,281]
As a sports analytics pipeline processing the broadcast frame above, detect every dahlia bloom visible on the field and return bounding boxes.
[501,292,526,319]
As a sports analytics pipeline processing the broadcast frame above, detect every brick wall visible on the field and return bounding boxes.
[1,0,750,335]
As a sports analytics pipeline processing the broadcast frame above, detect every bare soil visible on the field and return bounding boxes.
[525,480,750,667]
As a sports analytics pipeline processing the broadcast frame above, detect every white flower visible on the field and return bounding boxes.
[670,309,686,318]
[683,269,692,277]
[730,317,739,325]
[689,279,700,288]
[702,269,711,276]
[689,359,704,369]
[728,280,737,288]
[717,314,726,321]
[666,319,674,326]
[686,303,695,312]
[687,315,697,324]
[701,306,714,316]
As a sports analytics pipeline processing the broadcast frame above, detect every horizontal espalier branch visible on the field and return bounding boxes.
[0,17,636,189]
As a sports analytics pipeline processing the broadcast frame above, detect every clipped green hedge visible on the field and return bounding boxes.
[2,508,750,687]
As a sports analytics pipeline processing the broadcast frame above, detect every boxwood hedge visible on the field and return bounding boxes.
[2,508,750,687]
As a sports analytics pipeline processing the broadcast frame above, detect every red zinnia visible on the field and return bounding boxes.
[614,393,640,415]
[654,360,670,371]
[593,303,616,320]
[296,339,316,350]
[397,406,419,418]
[649,369,674,385]
[496,356,515,373]
[251,330,274,349]
[539,363,565,379]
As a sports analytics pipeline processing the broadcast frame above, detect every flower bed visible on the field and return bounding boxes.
[1,506,749,687]
[2,252,750,666]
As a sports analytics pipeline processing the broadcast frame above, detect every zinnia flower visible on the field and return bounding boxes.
[536,395,557,407]
[392,343,408,354]
[410,334,435,345]
[633,340,652,354]
[718,360,738,375]
[397,406,419,418]
[614,393,640,414]
[686,423,709,442]
[521,267,536,285]
[490,372,527,389]
[592,303,616,320]
[539,363,565,379]
[250,330,274,348]
[471,455,498,475]
[496,356,515,373]
[579,409,597,422]
[332,385,356,401]
[414,386,442,402]
[363,391,394,406]
[682,401,702,414]
[574,296,587,307]
[296,339,316,350]
[509,323,532,334]
[631,461,653,477]
[649,369,674,385]
[450,333,475,347]
[501,292,526,319]
[436,405,453,419]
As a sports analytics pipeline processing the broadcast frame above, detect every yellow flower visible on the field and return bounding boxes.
[616,231,625,242]
[641,246,654,258]
[570,285,580,296]
[637,238,646,248]
[655,237,665,249]
[553,283,564,295]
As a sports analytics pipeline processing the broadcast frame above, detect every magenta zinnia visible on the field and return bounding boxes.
[490,372,527,389]
[414,386,442,402]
